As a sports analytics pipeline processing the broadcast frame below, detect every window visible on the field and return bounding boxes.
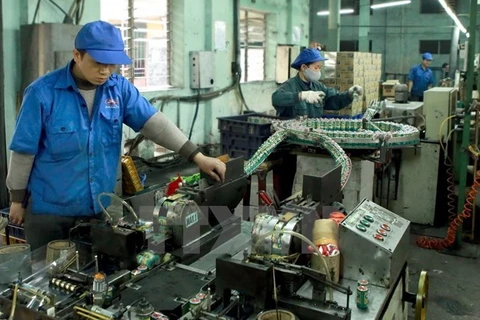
[419,40,451,54]
[101,0,170,91]
[340,40,373,52]
[420,0,455,13]
[240,9,266,82]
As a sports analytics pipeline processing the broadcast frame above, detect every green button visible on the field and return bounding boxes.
[356,224,367,232]
[360,220,371,227]
[364,215,374,222]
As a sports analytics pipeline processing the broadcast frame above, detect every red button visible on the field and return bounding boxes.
[374,234,384,241]
[381,224,391,231]
[377,229,387,236]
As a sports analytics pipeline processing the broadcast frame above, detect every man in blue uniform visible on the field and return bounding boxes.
[408,52,435,102]
[6,21,226,250]
[271,48,363,201]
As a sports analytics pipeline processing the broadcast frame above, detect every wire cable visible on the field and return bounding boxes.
[417,169,480,249]
[188,90,201,140]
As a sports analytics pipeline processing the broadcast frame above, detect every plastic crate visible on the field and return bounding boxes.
[0,208,26,240]
[221,144,258,161]
[220,132,269,150]
[217,113,279,137]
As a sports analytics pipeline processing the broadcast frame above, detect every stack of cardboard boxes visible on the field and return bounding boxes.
[322,52,382,117]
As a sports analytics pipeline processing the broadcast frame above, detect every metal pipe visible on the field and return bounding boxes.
[456,0,477,246]
[127,0,135,82]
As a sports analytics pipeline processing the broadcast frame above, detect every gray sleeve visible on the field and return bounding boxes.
[6,151,35,202]
[140,112,200,160]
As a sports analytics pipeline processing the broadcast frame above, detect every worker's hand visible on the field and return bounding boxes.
[300,91,326,104]
[193,153,226,182]
[348,85,364,97]
[9,202,25,225]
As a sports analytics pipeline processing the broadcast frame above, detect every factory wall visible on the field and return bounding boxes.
[137,0,310,145]
[2,0,310,152]
[310,0,474,81]
[2,0,101,159]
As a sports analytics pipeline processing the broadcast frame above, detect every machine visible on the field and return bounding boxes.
[0,153,428,320]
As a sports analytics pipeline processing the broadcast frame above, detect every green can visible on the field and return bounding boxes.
[356,285,369,309]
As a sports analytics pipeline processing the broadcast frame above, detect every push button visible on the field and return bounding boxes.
[356,224,367,232]
[360,220,370,227]
[381,224,391,232]
[377,229,387,236]
[374,234,384,241]
[364,215,374,223]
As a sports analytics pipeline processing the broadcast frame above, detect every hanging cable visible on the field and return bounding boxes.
[416,169,480,249]
[32,0,41,24]
[188,90,201,140]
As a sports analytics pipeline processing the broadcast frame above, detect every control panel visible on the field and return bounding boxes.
[341,199,409,252]
[339,199,410,288]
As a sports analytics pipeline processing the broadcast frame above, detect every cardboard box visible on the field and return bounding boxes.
[382,80,400,97]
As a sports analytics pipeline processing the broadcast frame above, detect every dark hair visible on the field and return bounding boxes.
[76,49,87,57]
[442,62,449,68]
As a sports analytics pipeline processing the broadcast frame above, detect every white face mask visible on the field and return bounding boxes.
[304,68,321,82]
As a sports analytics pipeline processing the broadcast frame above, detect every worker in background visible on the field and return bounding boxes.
[441,62,450,79]
[408,52,435,102]
[271,48,363,200]
[6,21,226,250]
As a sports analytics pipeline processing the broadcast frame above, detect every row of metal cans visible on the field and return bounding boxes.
[357,279,369,309]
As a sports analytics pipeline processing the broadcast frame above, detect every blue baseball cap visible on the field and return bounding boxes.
[75,20,132,65]
[291,48,328,70]
[422,52,433,61]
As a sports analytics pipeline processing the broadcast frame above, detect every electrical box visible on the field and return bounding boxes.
[340,198,410,288]
[190,51,215,89]
[20,23,83,97]
[424,87,458,140]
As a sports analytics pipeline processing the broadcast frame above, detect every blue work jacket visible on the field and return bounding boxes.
[9,61,157,216]
[408,64,435,97]
[272,75,353,118]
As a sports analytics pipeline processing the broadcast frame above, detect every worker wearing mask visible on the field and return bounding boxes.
[408,52,435,102]
[271,48,363,201]
[6,20,226,250]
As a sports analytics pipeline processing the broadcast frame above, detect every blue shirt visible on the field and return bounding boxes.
[9,61,157,216]
[408,64,435,97]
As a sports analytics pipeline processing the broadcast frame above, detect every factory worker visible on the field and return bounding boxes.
[408,52,435,102]
[272,48,363,118]
[271,48,363,201]
[6,20,226,250]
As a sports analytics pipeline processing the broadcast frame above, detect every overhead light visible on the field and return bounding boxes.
[317,9,355,16]
[371,1,411,9]
[437,0,468,34]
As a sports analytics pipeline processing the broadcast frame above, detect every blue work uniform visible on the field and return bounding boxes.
[9,61,157,217]
[272,75,353,118]
[408,64,435,98]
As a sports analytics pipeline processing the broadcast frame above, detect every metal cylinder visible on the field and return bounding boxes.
[46,240,76,267]
[251,214,302,256]
[0,244,32,284]
[92,272,107,293]
[257,310,298,320]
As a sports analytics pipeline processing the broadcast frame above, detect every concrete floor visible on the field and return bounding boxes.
[242,175,480,320]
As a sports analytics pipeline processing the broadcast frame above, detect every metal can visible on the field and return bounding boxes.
[189,298,201,310]
[151,312,165,319]
[358,279,369,287]
[131,269,142,276]
[356,285,369,309]
[196,293,206,300]
[138,265,148,273]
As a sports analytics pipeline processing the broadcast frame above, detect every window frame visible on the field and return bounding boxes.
[240,8,267,83]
